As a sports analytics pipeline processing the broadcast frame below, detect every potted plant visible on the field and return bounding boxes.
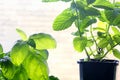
[0,28,59,80]
[43,0,120,80]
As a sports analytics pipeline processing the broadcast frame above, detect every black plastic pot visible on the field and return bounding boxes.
[77,59,119,80]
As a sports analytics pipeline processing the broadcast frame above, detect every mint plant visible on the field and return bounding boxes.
[0,29,58,80]
[43,0,120,61]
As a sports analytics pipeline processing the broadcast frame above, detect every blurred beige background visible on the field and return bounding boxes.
[0,0,119,80]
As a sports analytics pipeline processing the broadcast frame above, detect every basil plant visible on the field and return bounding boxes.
[0,29,59,80]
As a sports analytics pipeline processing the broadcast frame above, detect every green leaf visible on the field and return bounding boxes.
[27,39,36,48]
[53,8,76,31]
[93,0,114,10]
[49,75,59,80]
[85,7,100,16]
[113,35,120,44]
[23,49,49,80]
[0,44,3,53]
[112,13,120,26]
[86,0,95,5]
[105,9,120,25]
[97,32,106,38]
[111,27,120,34]
[113,49,120,59]
[36,50,49,60]
[10,41,29,66]
[0,44,4,58]
[98,38,109,48]
[86,39,94,47]
[61,0,71,2]
[12,67,28,80]
[73,37,87,52]
[115,2,120,8]
[16,28,28,41]
[76,18,96,32]
[29,33,56,50]
[98,11,109,22]
[1,60,19,79]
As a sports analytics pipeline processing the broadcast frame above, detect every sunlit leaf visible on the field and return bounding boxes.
[86,39,94,47]
[115,2,120,8]
[53,8,76,31]
[73,37,87,52]
[98,11,109,22]
[12,67,28,80]
[75,18,96,32]
[98,38,109,48]
[113,49,120,59]
[29,33,56,50]
[1,60,19,79]
[16,28,28,41]
[93,0,114,10]
[113,35,120,44]
[23,49,49,80]
[10,41,29,66]
[111,26,120,34]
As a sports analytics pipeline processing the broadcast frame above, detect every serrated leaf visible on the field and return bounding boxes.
[113,49,120,59]
[23,49,49,80]
[98,11,109,23]
[29,33,56,50]
[16,28,28,41]
[98,38,109,48]
[75,18,97,32]
[53,8,76,31]
[113,35,120,44]
[111,27,120,34]
[86,0,95,5]
[10,41,29,66]
[93,0,114,10]
[85,7,100,16]
[112,14,120,26]
[1,60,19,79]
[73,37,87,52]
[105,9,120,25]
[86,39,94,47]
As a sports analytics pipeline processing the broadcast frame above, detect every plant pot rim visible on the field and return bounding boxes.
[77,59,119,65]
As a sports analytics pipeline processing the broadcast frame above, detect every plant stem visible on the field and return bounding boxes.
[85,48,90,61]
[73,0,90,60]
[73,0,82,37]
[90,25,98,52]
[100,42,120,60]
[106,24,110,36]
